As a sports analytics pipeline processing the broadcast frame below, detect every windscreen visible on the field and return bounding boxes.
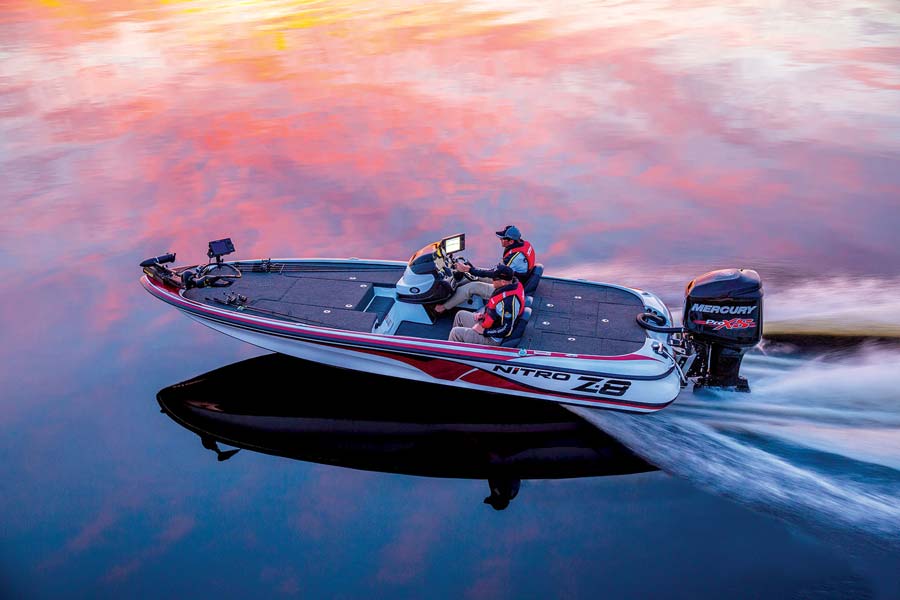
[408,244,438,274]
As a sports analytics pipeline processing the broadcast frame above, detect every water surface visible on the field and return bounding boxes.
[2,0,899,597]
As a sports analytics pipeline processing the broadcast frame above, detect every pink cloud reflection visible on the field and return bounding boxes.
[1,0,897,286]
[374,481,458,585]
[103,514,196,582]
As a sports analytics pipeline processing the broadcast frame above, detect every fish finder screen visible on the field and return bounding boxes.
[442,234,465,254]
[209,238,235,257]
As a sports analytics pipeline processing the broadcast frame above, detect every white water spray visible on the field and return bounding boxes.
[571,345,900,547]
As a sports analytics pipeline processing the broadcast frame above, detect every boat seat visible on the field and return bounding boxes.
[501,307,533,347]
[523,264,543,296]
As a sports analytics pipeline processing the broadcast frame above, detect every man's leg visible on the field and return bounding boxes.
[437,281,494,312]
[451,310,477,329]
[449,311,500,345]
[449,327,500,345]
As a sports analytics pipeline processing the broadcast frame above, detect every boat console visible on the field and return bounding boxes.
[395,233,474,305]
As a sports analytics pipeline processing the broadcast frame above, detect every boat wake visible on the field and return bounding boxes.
[761,276,900,338]
[571,341,900,548]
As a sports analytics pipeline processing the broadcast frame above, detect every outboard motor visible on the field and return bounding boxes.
[683,269,763,391]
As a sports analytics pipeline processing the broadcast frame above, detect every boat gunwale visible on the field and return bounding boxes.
[223,257,652,301]
[142,259,671,378]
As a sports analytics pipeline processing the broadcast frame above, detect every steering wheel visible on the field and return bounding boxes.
[199,262,242,287]
[455,256,479,282]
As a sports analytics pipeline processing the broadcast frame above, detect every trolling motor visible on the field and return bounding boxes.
[140,252,182,288]
[141,238,242,290]
[637,269,763,391]
[139,253,176,268]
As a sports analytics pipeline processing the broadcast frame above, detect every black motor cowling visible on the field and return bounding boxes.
[683,269,763,391]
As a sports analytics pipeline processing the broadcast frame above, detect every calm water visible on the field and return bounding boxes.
[2,0,900,597]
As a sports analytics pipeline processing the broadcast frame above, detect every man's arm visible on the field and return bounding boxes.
[468,265,498,279]
[482,298,518,339]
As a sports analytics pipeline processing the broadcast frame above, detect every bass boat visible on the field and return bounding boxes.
[140,235,763,413]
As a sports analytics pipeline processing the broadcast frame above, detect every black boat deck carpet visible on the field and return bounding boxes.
[186,267,648,355]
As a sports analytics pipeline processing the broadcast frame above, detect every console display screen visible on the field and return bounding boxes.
[441,234,465,254]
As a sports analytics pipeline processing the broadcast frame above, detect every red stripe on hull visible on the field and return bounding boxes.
[330,341,672,411]
[350,346,476,381]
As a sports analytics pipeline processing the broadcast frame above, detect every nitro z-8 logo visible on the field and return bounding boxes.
[571,376,631,397]
[492,366,632,397]
[693,318,756,330]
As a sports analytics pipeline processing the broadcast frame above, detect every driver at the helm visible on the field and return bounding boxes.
[435,225,536,314]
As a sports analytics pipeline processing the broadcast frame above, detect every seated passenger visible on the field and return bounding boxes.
[435,225,536,313]
[448,266,525,346]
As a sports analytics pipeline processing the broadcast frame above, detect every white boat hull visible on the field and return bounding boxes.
[177,308,681,413]
[143,258,683,413]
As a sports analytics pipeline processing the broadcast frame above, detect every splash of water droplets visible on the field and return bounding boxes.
[570,346,900,547]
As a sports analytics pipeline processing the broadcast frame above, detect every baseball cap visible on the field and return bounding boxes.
[495,225,522,241]
[492,264,515,281]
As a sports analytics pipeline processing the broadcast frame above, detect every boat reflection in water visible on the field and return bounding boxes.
[157,354,657,510]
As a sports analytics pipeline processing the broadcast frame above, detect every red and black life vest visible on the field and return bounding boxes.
[481,280,526,338]
[503,240,536,273]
